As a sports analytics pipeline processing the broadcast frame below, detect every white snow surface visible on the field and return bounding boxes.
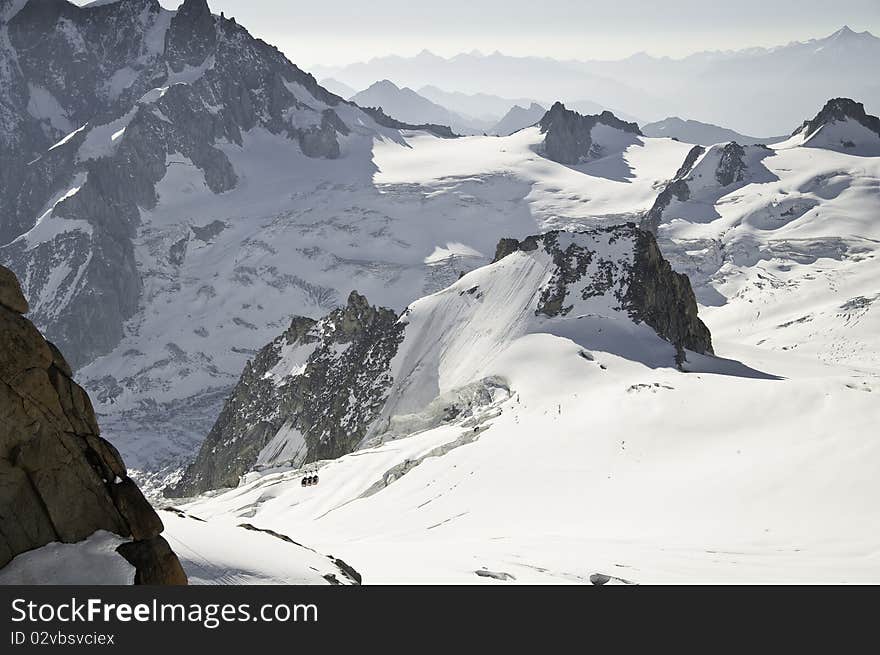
[160,510,358,585]
[0,532,134,585]
[168,122,880,585]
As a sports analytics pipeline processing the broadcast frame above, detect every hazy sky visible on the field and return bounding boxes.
[74,0,880,67]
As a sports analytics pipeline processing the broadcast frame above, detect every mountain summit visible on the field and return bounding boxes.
[539,102,642,165]
[787,98,880,155]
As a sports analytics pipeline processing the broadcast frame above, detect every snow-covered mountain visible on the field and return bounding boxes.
[0,0,498,488]
[162,100,880,584]
[642,117,786,146]
[163,95,880,584]
[313,27,880,135]
[350,79,491,135]
[782,97,880,156]
[0,0,365,369]
[641,97,880,370]
[170,225,712,497]
[493,103,546,136]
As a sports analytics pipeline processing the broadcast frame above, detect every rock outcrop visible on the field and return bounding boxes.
[359,106,458,139]
[795,97,880,139]
[640,145,705,233]
[641,141,772,233]
[538,102,642,165]
[169,292,405,496]
[493,226,713,362]
[789,97,880,155]
[0,265,186,584]
[714,142,748,186]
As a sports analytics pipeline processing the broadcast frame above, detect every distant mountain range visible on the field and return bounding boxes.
[312,26,880,135]
[642,117,787,146]
[350,80,493,135]
[347,81,640,136]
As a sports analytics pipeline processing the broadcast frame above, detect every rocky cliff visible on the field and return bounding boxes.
[493,227,713,362]
[169,292,405,496]
[538,101,642,165]
[0,264,185,584]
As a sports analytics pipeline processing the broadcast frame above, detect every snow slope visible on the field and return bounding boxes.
[159,510,360,585]
[174,327,878,584]
[657,134,880,371]
[170,102,880,585]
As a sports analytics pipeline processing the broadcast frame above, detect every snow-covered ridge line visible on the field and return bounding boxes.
[170,225,712,497]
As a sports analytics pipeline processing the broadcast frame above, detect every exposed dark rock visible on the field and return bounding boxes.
[538,101,642,165]
[715,142,747,186]
[795,97,880,138]
[0,266,29,314]
[190,220,228,242]
[117,536,188,585]
[475,569,516,581]
[641,145,704,233]
[331,556,363,585]
[168,292,405,496]
[165,0,217,72]
[491,225,713,363]
[359,106,458,139]
[0,265,186,584]
[626,229,714,363]
[492,238,522,263]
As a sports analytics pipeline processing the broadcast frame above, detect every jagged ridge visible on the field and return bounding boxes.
[171,225,712,496]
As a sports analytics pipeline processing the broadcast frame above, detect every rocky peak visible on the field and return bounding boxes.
[165,0,216,71]
[715,141,746,186]
[642,139,773,233]
[492,226,713,362]
[538,102,642,165]
[797,97,880,138]
[0,265,185,583]
[168,292,406,497]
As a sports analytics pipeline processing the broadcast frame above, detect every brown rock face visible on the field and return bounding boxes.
[0,266,28,314]
[0,265,186,584]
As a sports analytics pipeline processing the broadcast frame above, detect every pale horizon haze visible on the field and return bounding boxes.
[69,0,880,68]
